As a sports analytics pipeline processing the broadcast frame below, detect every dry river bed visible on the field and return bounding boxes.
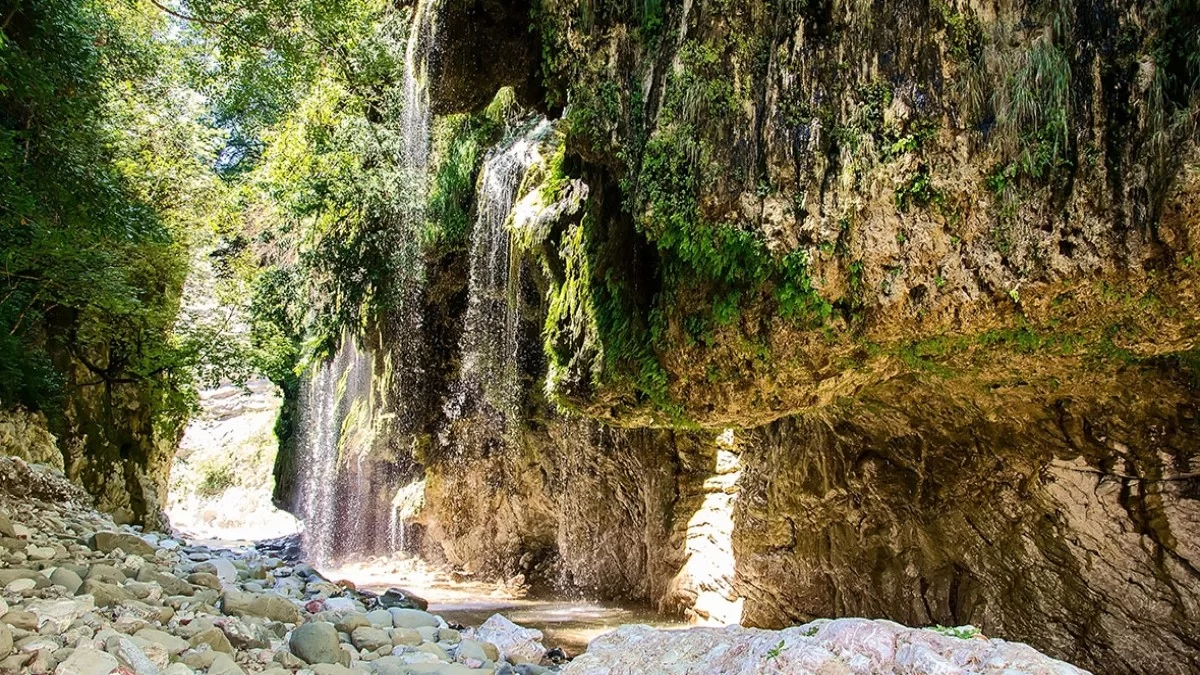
[0,455,1091,674]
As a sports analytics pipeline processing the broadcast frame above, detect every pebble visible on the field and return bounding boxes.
[366,608,394,628]
[50,567,84,594]
[0,456,550,675]
[389,609,440,629]
[4,577,35,593]
[55,646,119,675]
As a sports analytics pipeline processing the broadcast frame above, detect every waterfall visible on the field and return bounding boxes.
[461,118,554,416]
[291,1,438,566]
[389,503,400,551]
[400,0,434,241]
[295,334,374,566]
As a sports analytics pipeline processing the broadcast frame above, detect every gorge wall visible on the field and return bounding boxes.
[0,345,185,532]
[270,0,1200,673]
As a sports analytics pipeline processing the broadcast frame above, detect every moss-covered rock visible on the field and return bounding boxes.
[271,2,1200,672]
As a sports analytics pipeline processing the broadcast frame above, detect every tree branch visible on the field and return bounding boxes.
[144,0,230,26]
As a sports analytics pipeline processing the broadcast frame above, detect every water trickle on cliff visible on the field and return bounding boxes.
[292,0,438,565]
[461,118,554,417]
[295,335,374,565]
[400,0,434,240]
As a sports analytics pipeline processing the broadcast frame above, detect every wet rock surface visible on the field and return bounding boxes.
[0,453,1090,674]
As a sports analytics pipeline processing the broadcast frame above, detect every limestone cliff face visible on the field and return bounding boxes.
[49,349,184,531]
[275,0,1200,672]
[0,359,181,530]
[431,0,1200,428]
[0,409,62,471]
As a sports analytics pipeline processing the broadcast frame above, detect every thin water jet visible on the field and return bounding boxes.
[460,117,554,418]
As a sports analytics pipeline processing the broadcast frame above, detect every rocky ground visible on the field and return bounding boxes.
[0,454,1090,674]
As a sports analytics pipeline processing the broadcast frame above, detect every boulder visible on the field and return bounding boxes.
[84,565,126,585]
[133,628,189,655]
[105,635,158,675]
[136,566,193,596]
[79,579,133,607]
[4,577,35,593]
[0,569,40,586]
[49,567,84,595]
[186,572,222,590]
[220,617,272,649]
[27,648,57,673]
[195,558,238,584]
[373,656,471,675]
[24,596,95,633]
[415,642,451,661]
[377,588,428,611]
[392,664,492,674]
[363,609,392,628]
[333,612,370,634]
[475,613,545,665]
[392,628,422,647]
[0,537,26,552]
[26,544,57,560]
[208,652,246,675]
[1,609,37,630]
[321,597,359,613]
[558,622,1091,675]
[455,638,495,667]
[289,621,341,665]
[188,626,234,654]
[0,623,10,659]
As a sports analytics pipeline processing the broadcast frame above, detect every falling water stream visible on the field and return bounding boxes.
[294,334,374,566]
[400,0,433,225]
[461,118,554,416]
[293,0,436,563]
[288,0,681,652]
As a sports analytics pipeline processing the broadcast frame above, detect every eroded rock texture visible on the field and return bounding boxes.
[276,0,1200,673]
[0,365,180,531]
[562,620,1088,674]
[733,373,1200,673]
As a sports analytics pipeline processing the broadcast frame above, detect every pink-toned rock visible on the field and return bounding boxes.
[560,621,1091,675]
[473,614,545,665]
